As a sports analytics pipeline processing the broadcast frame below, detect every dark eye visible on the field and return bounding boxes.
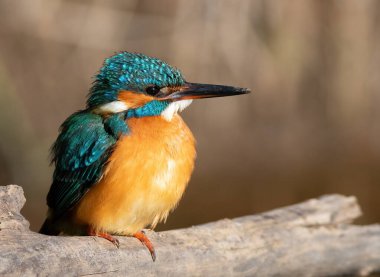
[145,85,161,96]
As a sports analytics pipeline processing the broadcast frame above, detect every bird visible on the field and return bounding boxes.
[39,52,250,261]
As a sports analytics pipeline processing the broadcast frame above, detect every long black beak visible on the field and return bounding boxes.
[157,82,250,101]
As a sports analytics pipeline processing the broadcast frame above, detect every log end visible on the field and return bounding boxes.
[0,185,30,231]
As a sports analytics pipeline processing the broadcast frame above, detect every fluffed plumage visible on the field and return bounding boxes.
[40,52,249,261]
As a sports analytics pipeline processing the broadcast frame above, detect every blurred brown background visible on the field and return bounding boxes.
[0,0,379,232]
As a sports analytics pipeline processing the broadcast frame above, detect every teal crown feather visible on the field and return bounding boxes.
[87,52,185,107]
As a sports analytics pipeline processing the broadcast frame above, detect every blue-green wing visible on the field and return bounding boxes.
[47,111,127,218]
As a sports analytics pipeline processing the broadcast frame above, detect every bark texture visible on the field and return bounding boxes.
[0,184,379,276]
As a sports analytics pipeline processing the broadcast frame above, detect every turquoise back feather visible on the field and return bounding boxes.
[47,111,128,217]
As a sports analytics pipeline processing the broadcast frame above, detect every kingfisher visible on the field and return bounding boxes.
[39,52,250,261]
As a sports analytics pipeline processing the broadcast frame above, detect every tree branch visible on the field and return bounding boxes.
[0,185,379,276]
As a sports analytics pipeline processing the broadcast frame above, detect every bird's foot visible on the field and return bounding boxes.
[133,230,156,262]
[87,226,120,248]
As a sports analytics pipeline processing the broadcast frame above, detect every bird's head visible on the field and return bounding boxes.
[88,52,250,121]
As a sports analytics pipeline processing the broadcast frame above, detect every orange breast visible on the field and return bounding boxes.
[73,115,196,235]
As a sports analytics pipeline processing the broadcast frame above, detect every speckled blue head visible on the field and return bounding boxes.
[87,52,185,108]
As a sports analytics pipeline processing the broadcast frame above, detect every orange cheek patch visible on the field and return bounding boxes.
[118,90,154,108]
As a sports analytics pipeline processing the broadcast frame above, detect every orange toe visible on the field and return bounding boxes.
[87,226,120,248]
[134,231,156,261]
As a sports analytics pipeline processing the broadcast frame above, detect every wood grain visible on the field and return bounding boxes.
[0,185,379,276]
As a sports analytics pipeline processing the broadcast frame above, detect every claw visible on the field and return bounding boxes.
[87,227,156,261]
[87,226,120,248]
[134,231,156,262]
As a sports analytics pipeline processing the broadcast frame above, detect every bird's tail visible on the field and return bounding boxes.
[39,217,60,235]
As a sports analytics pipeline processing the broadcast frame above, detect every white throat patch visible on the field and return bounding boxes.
[161,100,193,121]
[97,101,129,113]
